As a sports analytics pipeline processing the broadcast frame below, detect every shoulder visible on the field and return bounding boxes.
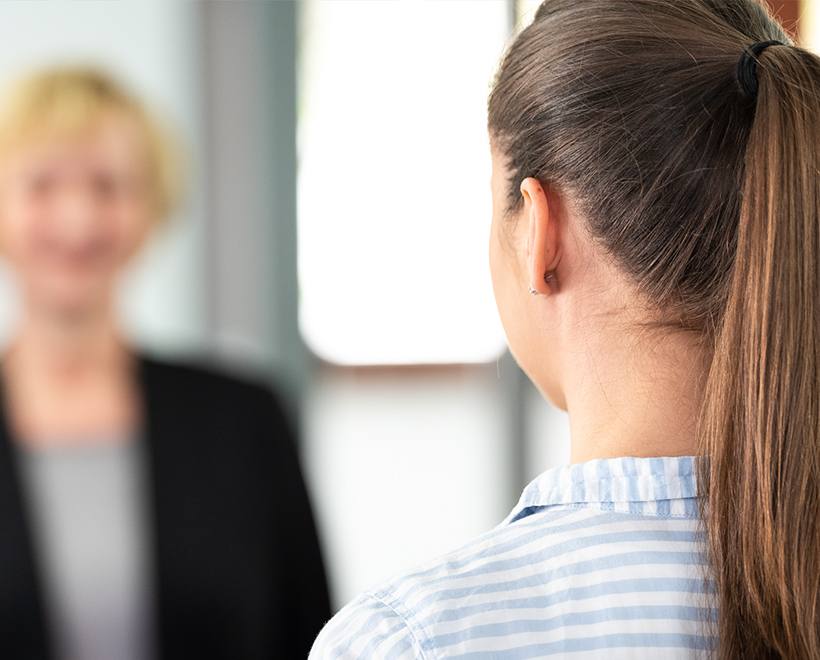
[139,354,278,408]
[310,592,427,660]
[309,515,563,660]
[312,505,710,659]
[138,354,296,461]
[138,354,292,431]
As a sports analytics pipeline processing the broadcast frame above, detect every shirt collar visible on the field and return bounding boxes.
[504,455,700,524]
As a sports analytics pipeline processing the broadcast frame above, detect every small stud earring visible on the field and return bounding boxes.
[528,285,539,296]
[544,272,554,283]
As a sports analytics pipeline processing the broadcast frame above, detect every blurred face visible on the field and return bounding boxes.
[0,113,154,317]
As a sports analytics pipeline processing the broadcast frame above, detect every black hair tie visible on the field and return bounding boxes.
[737,40,784,100]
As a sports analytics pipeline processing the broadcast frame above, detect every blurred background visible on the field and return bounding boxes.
[0,0,806,613]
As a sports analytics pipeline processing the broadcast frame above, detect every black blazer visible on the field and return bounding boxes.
[0,356,331,659]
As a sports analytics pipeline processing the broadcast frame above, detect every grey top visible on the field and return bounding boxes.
[16,439,156,660]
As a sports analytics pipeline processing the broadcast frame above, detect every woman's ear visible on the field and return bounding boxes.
[520,177,562,294]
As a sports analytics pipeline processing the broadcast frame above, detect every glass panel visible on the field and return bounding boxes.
[298,0,508,365]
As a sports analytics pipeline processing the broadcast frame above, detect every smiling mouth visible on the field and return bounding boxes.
[37,240,115,268]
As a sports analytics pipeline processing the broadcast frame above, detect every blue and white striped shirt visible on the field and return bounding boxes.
[310,456,716,659]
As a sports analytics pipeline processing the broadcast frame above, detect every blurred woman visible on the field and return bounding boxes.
[0,68,330,660]
[311,1,820,658]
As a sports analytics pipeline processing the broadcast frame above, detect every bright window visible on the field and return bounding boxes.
[298,0,509,365]
[803,2,820,53]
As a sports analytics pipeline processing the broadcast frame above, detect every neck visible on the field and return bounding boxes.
[10,301,125,372]
[1,301,138,446]
[560,319,709,464]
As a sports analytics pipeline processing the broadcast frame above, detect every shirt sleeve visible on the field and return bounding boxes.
[309,593,428,660]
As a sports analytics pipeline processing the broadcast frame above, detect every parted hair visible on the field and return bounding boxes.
[0,67,183,221]
[489,1,820,658]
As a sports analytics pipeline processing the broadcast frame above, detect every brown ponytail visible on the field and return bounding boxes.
[701,43,820,658]
[488,1,820,658]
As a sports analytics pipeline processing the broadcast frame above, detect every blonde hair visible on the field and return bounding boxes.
[0,66,184,221]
